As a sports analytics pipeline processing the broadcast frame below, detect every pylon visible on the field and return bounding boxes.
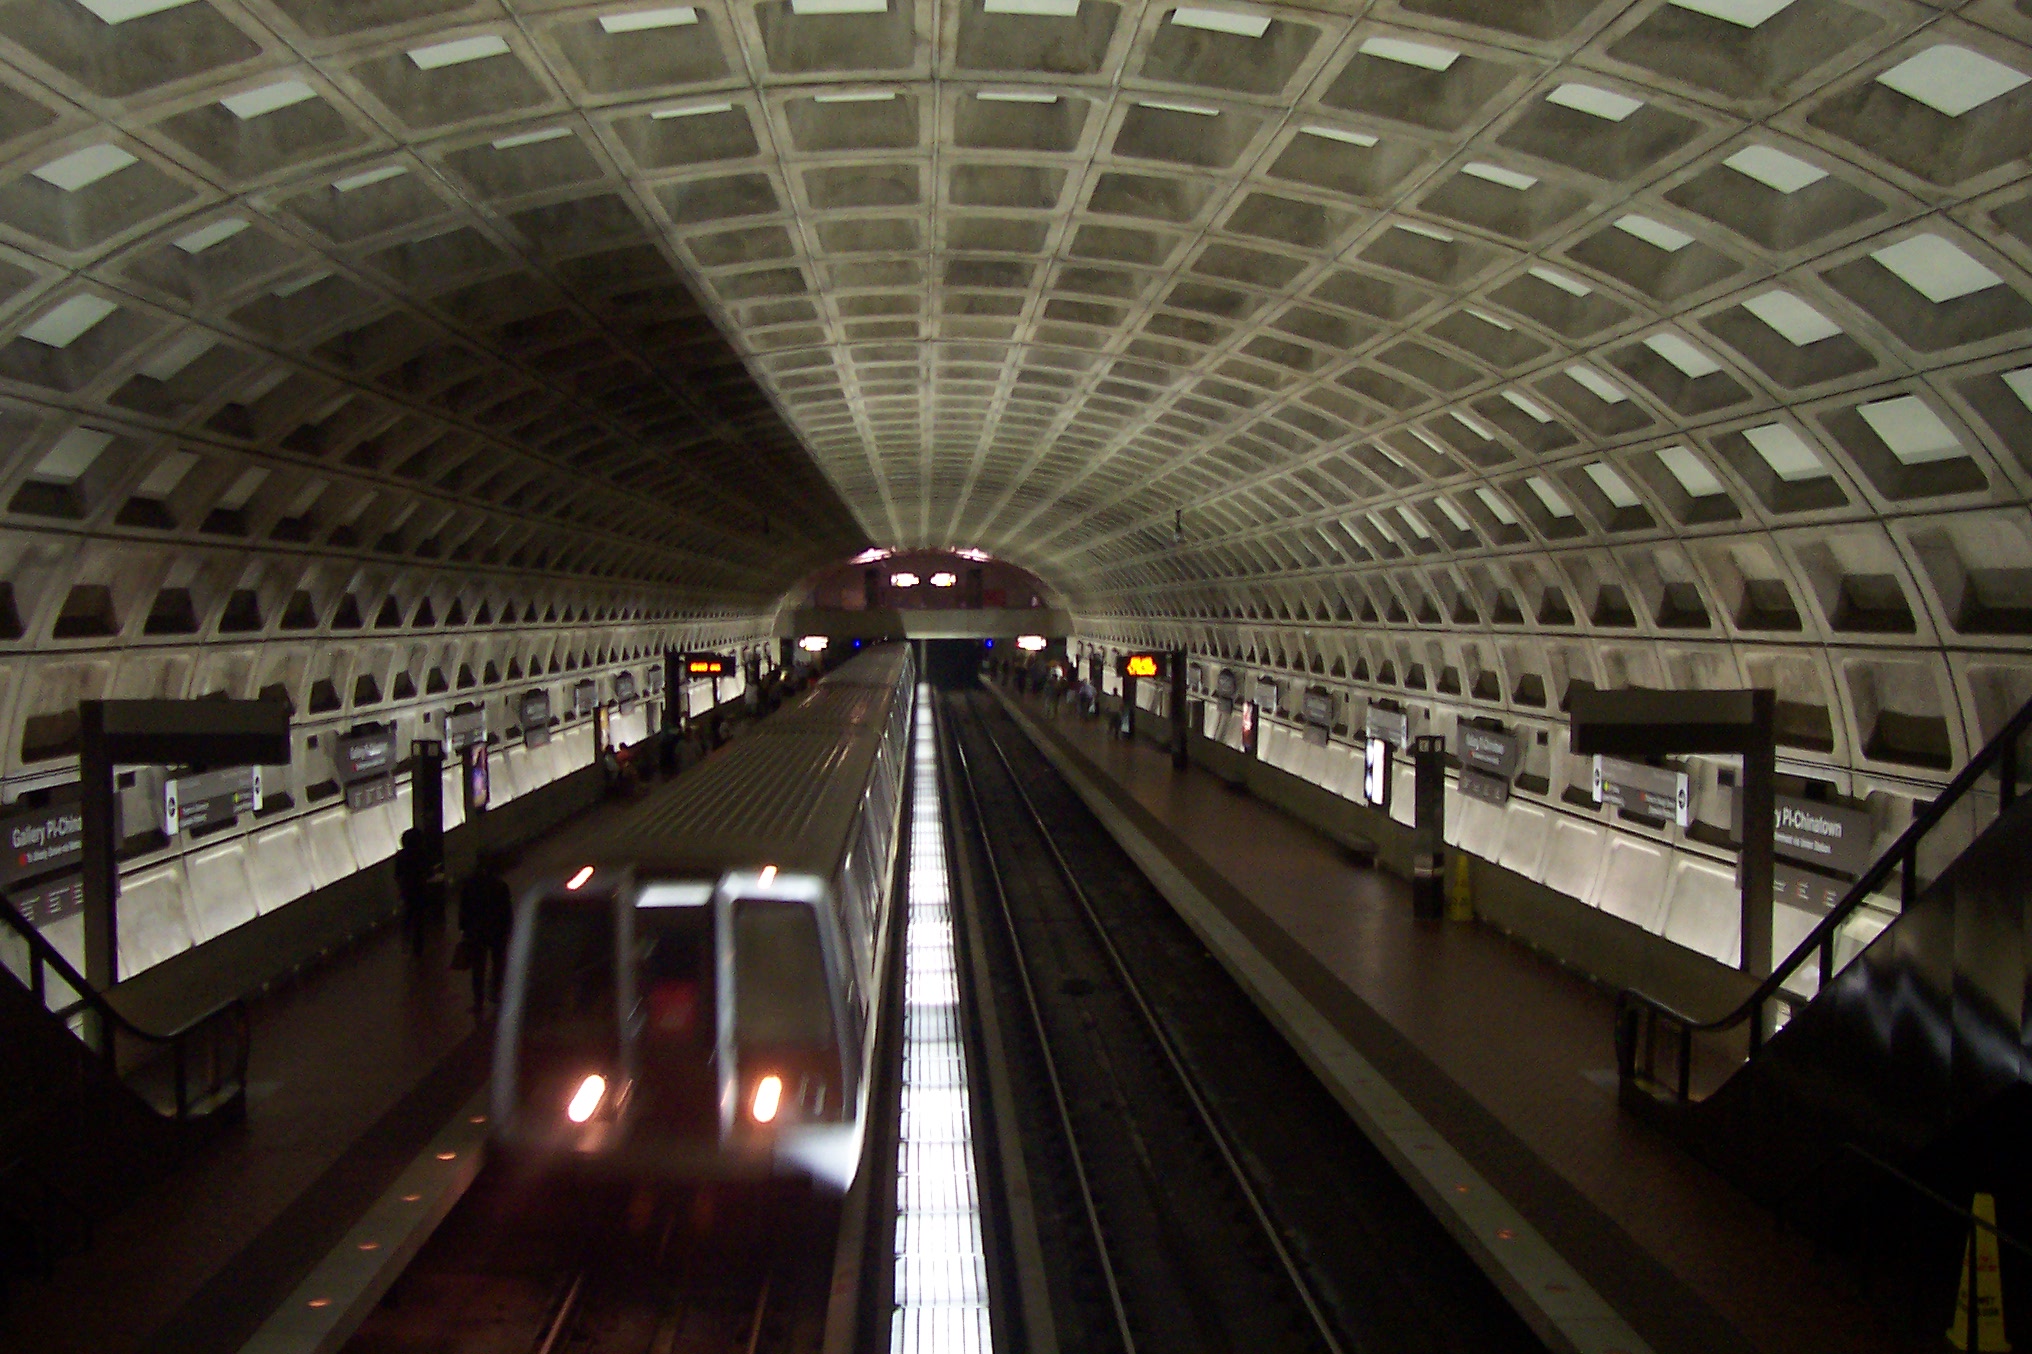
[1948,1192,2012,1352]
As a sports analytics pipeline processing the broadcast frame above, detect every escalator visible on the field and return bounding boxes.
[1616,695,2032,1340]
[0,901,247,1307]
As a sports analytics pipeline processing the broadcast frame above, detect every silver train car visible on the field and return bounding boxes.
[490,644,913,1192]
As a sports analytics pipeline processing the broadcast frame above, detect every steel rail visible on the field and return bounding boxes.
[944,699,1138,1354]
[965,696,1348,1354]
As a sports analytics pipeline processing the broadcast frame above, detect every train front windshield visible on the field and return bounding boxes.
[518,898,621,1128]
[734,898,843,1123]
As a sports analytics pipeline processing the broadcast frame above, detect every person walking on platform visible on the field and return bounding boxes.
[394,829,445,959]
[458,854,515,1017]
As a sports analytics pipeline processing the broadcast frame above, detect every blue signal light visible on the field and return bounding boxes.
[984,639,994,648]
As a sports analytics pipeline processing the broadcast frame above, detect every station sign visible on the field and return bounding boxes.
[14,871,82,928]
[520,690,553,748]
[1769,860,1850,914]
[1,800,83,885]
[679,653,733,678]
[1121,652,1163,680]
[1365,707,1409,750]
[1592,755,1691,827]
[613,671,638,707]
[1256,676,1281,713]
[572,678,597,716]
[335,726,396,782]
[443,707,486,753]
[164,765,261,835]
[345,776,397,813]
[1732,792,1874,879]
[1459,767,1511,807]
[1302,687,1335,748]
[646,665,664,695]
[1214,668,1239,709]
[1460,726,1521,780]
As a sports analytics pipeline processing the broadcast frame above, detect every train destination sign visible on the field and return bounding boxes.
[1593,755,1691,827]
[1460,726,1521,780]
[1,802,83,885]
[444,707,486,752]
[1732,793,1875,879]
[520,690,552,748]
[335,727,396,781]
[1122,653,1162,679]
[164,765,261,835]
[1365,707,1409,750]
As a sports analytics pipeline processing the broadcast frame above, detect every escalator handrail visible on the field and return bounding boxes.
[1616,692,2032,1043]
[0,890,249,1118]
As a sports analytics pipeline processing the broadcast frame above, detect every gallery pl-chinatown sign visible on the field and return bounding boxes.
[1,802,83,886]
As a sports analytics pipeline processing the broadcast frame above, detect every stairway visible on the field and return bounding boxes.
[1615,695,2032,1341]
[0,902,247,1308]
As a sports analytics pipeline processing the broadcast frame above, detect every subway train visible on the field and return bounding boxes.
[489,644,913,1192]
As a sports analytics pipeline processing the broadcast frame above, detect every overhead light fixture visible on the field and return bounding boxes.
[408,35,510,69]
[21,295,118,349]
[220,79,317,120]
[172,217,249,254]
[598,5,697,32]
[1169,6,1270,37]
[333,164,407,192]
[790,0,886,12]
[984,0,1078,13]
[491,126,573,150]
[652,101,733,118]
[954,548,992,561]
[31,143,137,192]
[929,572,957,587]
[849,547,893,564]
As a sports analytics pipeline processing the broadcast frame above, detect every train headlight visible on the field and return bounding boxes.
[751,1074,783,1124]
[567,1074,607,1124]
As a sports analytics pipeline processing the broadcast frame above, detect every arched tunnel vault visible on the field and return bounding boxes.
[0,0,2027,805]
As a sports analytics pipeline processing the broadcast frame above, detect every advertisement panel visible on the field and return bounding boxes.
[1364,738,1393,811]
[1238,700,1258,758]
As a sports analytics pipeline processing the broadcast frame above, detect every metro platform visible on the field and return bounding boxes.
[991,681,1897,1354]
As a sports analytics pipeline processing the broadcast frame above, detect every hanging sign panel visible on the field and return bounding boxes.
[613,671,638,706]
[1593,755,1691,827]
[1459,767,1511,806]
[345,776,397,812]
[14,871,82,927]
[1460,726,1521,780]
[1256,676,1281,713]
[1732,793,1875,878]
[443,707,486,752]
[1365,707,1409,750]
[335,727,396,782]
[1,801,84,885]
[164,765,261,835]
[1302,687,1335,747]
[572,679,597,716]
[520,690,552,748]
[646,665,664,695]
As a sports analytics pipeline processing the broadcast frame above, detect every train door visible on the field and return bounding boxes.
[496,873,635,1146]
[630,881,718,1138]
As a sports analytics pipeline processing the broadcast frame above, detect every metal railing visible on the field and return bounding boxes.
[1615,693,2032,1104]
[0,894,249,1123]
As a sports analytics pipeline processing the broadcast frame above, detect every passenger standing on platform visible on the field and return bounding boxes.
[394,829,445,959]
[1079,677,1097,719]
[458,854,515,1017]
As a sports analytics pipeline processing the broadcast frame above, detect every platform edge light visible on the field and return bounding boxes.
[1016,634,1047,652]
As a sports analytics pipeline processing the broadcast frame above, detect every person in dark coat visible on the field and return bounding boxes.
[394,829,445,959]
[458,853,515,1017]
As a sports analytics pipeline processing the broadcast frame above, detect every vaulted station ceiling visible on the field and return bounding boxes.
[1,0,2030,781]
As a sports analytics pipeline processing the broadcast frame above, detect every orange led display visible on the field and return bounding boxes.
[1124,654,1160,679]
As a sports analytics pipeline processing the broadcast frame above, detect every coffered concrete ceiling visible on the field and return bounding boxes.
[1,0,2031,782]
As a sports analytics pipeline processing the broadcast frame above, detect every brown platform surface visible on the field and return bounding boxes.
[1000,686,1898,1354]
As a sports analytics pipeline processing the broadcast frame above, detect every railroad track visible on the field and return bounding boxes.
[340,1173,833,1354]
[945,689,1547,1354]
